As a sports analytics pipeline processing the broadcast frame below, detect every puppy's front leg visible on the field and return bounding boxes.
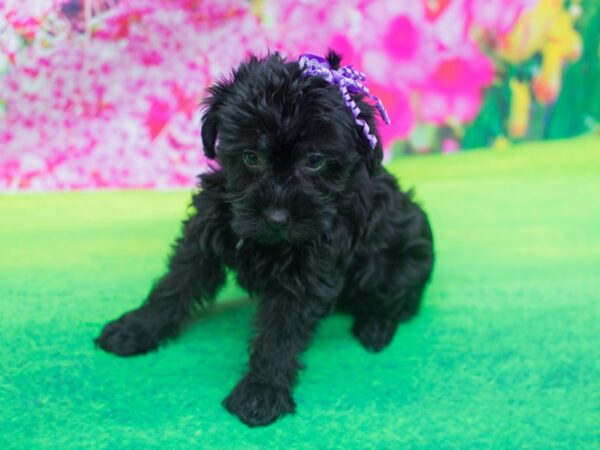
[95,194,229,356]
[224,290,332,427]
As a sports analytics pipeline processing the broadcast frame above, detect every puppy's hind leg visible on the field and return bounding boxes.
[351,283,427,353]
[352,209,434,352]
[95,211,227,357]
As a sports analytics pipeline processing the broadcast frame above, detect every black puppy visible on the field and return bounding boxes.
[96,51,434,427]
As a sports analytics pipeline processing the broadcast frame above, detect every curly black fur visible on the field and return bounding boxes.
[95,52,434,427]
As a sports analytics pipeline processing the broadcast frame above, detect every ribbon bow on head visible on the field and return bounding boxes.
[298,53,390,150]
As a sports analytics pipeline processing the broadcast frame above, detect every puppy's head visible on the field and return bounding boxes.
[201,51,383,245]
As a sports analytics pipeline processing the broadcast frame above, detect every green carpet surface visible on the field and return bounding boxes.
[1,136,599,449]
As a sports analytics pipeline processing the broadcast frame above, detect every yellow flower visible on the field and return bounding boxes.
[533,9,582,104]
[497,0,582,104]
[508,78,531,138]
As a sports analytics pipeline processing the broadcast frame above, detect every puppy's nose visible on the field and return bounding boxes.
[265,208,289,229]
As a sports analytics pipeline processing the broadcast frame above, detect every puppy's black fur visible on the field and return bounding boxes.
[95,51,434,427]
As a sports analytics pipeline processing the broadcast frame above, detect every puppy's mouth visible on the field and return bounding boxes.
[233,218,324,246]
[254,229,289,245]
[243,220,291,245]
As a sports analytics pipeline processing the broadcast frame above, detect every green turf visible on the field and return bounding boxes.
[1,136,599,449]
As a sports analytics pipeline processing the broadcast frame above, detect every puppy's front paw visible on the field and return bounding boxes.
[352,315,398,353]
[94,312,159,357]
[223,376,296,427]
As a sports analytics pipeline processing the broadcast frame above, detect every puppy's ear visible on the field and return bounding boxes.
[200,81,232,159]
[324,49,384,175]
[367,144,384,176]
[355,99,384,177]
[362,138,384,177]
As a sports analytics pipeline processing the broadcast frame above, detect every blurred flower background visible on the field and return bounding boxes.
[0,0,598,191]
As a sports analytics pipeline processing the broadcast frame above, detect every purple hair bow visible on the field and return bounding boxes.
[298,53,390,150]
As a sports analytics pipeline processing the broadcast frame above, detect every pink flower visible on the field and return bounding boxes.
[360,5,439,87]
[383,16,419,60]
[419,44,494,124]
[369,83,414,148]
[144,97,172,140]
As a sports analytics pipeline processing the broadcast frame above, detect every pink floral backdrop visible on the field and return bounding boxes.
[1,0,596,191]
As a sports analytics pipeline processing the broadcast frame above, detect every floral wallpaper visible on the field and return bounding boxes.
[0,0,598,190]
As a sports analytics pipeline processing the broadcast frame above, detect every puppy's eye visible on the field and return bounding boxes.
[242,151,259,167]
[305,154,325,170]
